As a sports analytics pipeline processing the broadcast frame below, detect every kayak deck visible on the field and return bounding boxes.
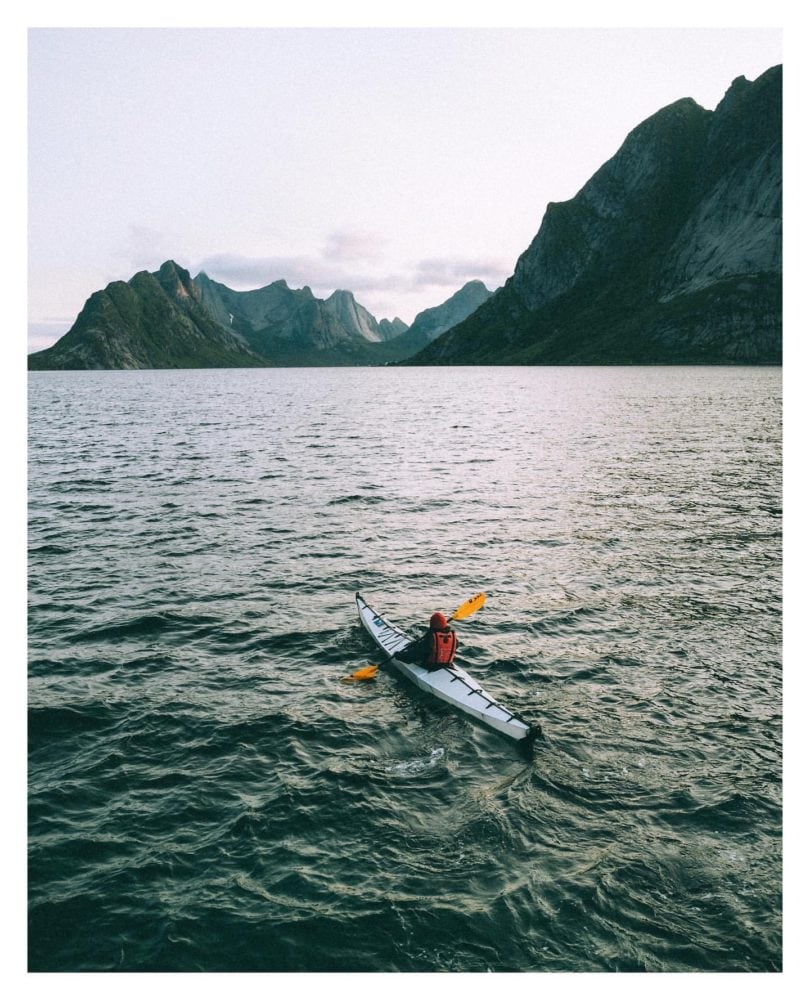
[356,593,539,744]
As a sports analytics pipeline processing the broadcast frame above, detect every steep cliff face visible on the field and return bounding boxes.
[373,280,494,359]
[510,98,712,314]
[408,281,493,344]
[195,275,411,354]
[28,262,267,370]
[657,71,781,302]
[323,290,398,342]
[409,65,781,365]
[194,273,361,359]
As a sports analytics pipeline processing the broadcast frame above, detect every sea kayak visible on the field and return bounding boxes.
[356,592,540,744]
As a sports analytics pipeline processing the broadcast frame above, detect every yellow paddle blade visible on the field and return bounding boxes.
[450,592,486,622]
[341,665,379,683]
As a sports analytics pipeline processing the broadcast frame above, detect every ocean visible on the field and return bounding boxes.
[27,365,782,973]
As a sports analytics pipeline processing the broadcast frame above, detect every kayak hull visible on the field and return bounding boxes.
[356,592,537,743]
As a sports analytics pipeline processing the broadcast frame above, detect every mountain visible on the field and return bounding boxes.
[379,317,409,340]
[27,262,487,370]
[323,289,404,343]
[404,280,493,351]
[406,65,781,365]
[192,273,395,365]
[27,262,267,370]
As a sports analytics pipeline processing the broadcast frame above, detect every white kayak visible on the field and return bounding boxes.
[356,592,540,744]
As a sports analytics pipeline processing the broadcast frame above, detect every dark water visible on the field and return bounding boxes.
[28,366,782,973]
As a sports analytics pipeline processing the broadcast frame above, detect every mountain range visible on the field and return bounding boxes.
[27,264,492,370]
[28,64,780,370]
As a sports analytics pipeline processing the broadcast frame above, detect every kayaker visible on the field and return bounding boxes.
[398,611,458,670]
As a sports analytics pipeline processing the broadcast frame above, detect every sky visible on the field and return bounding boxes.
[26,21,783,353]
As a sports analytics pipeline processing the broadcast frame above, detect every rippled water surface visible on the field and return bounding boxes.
[28,366,782,972]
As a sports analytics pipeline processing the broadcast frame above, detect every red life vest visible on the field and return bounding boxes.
[427,628,458,666]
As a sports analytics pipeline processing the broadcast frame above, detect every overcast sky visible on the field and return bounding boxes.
[27,24,782,352]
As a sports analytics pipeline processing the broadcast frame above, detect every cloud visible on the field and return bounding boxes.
[195,250,511,296]
[195,231,390,292]
[193,251,407,297]
[411,256,512,290]
[194,253,321,290]
[321,229,387,263]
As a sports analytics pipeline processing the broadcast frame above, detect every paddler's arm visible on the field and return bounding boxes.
[397,630,431,664]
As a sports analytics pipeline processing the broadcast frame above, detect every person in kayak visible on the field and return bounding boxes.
[397,611,458,670]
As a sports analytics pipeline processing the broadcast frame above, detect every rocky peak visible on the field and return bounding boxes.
[703,64,781,179]
[406,280,493,344]
[323,289,388,342]
[509,95,712,314]
[155,260,196,301]
[379,317,409,339]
